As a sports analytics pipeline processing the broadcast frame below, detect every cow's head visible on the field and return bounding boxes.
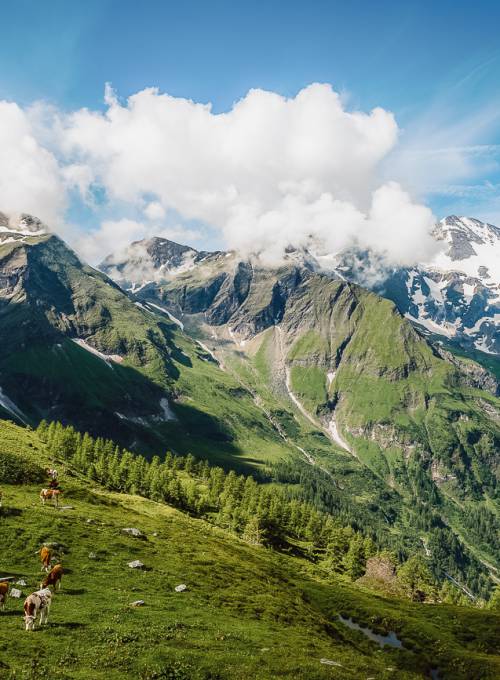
[24,614,36,631]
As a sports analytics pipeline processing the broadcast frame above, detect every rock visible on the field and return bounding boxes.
[128,560,145,569]
[130,600,145,607]
[88,552,97,559]
[86,518,96,524]
[260,648,270,652]
[174,584,187,592]
[58,505,74,510]
[152,532,158,537]
[10,588,22,598]
[122,527,143,538]
[15,579,27,586]
[320,659,342,667]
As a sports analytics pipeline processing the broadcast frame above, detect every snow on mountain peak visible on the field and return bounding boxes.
[0,211,48,241]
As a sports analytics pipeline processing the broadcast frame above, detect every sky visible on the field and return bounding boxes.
[1,0,500,264]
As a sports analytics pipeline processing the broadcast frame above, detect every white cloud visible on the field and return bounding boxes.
[0,101,65,225]
[1,83,463,266]
[74,218,201,265]
[53,83,439,266]
[143,201,166,220]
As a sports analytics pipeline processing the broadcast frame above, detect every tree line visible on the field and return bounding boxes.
[35,420,498,607]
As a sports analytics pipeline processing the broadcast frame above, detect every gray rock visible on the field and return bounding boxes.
[15,579,27,586]
[174,584,187,592]
[122,527,143,537]
[88,552,97,559]
[130,600,145,607]
[320,659,342,667]
[128,560,145,569]
[10,588,22,598]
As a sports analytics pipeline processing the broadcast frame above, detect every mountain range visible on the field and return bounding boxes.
[1,210,499,598]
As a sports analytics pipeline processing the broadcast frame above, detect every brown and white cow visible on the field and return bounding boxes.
[23,588,52,630]
[0,581,9,610]
[39,546,52,572]
[40,489,61,507]
[41,564,64,591]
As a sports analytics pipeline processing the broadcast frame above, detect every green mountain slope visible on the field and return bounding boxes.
[0,232,299,468]
[1,419,499,679]
[131,252,500,588]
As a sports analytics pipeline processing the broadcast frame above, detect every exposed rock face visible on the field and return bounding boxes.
[99,237,222,291]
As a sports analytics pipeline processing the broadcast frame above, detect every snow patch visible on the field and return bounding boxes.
[0,387,27,424]
[147,302,184,330]
[72,339,123,365]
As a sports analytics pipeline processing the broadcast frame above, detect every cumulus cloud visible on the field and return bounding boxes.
[73,218,202,265]
[0,101,66,225]
[0,83,444,266]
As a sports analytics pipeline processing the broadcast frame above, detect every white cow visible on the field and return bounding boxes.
[23,588,52,630]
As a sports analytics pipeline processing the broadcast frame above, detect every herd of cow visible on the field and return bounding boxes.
[1,472,66,631]
[1,545,64,630]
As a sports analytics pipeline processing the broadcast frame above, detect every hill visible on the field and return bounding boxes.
[1,419,500,679]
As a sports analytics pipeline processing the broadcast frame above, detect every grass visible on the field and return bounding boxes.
[1,420,500,679]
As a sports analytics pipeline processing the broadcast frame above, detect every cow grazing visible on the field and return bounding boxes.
[40,489,61,507]
[23,588,52,630]
[0,581,8,610]
[40,546,52,572]
[41,564,63,591]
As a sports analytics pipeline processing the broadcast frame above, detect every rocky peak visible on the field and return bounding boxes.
[0,212,48,239]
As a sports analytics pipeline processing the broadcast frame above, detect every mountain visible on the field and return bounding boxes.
[340,216,500,358]
[2,212,499,596]
[0,214,301,466]
[99,235,222,292]
[102,231,500,593]
[3,418,500,679]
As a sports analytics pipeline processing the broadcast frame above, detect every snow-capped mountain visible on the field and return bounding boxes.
[100,215,499,358]
[373,216,500,356]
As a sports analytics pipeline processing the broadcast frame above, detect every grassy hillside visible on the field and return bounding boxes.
[1,420,500,679]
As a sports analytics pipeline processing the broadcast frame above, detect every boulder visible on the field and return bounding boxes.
[10,588,22,598]
[122,527,143,538]
[88,552,97,559]
[128,560,145,569]
[130,600,145,607]
[174,584,187,592]
[15,579,27,586]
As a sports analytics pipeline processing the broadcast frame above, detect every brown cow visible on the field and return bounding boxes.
[23,588,52,630]
[40,489,61,507]
[41,564,64,591]
[40,546,52,572]
[0,581,8,610]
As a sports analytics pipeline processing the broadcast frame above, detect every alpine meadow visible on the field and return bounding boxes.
[1,2,500,679]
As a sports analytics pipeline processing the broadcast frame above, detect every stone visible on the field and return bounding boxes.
[10,588,22,598]
[128,560,145,569]
[122,527,143,537]
[16,579,27,586]
[130,600,145,607]
[88,552,97,559]
[320,659,342,667]
[174,584,187,592]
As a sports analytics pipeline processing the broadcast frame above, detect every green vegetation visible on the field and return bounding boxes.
[1,419,500,679]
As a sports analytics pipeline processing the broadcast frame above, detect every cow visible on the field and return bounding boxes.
[40,489,61,507]
[40,546,52,572]
[23,588,52,630]
[0,581,8,610]
[41,564,63,591]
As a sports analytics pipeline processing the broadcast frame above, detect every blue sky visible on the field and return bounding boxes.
[1,0,500,259]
